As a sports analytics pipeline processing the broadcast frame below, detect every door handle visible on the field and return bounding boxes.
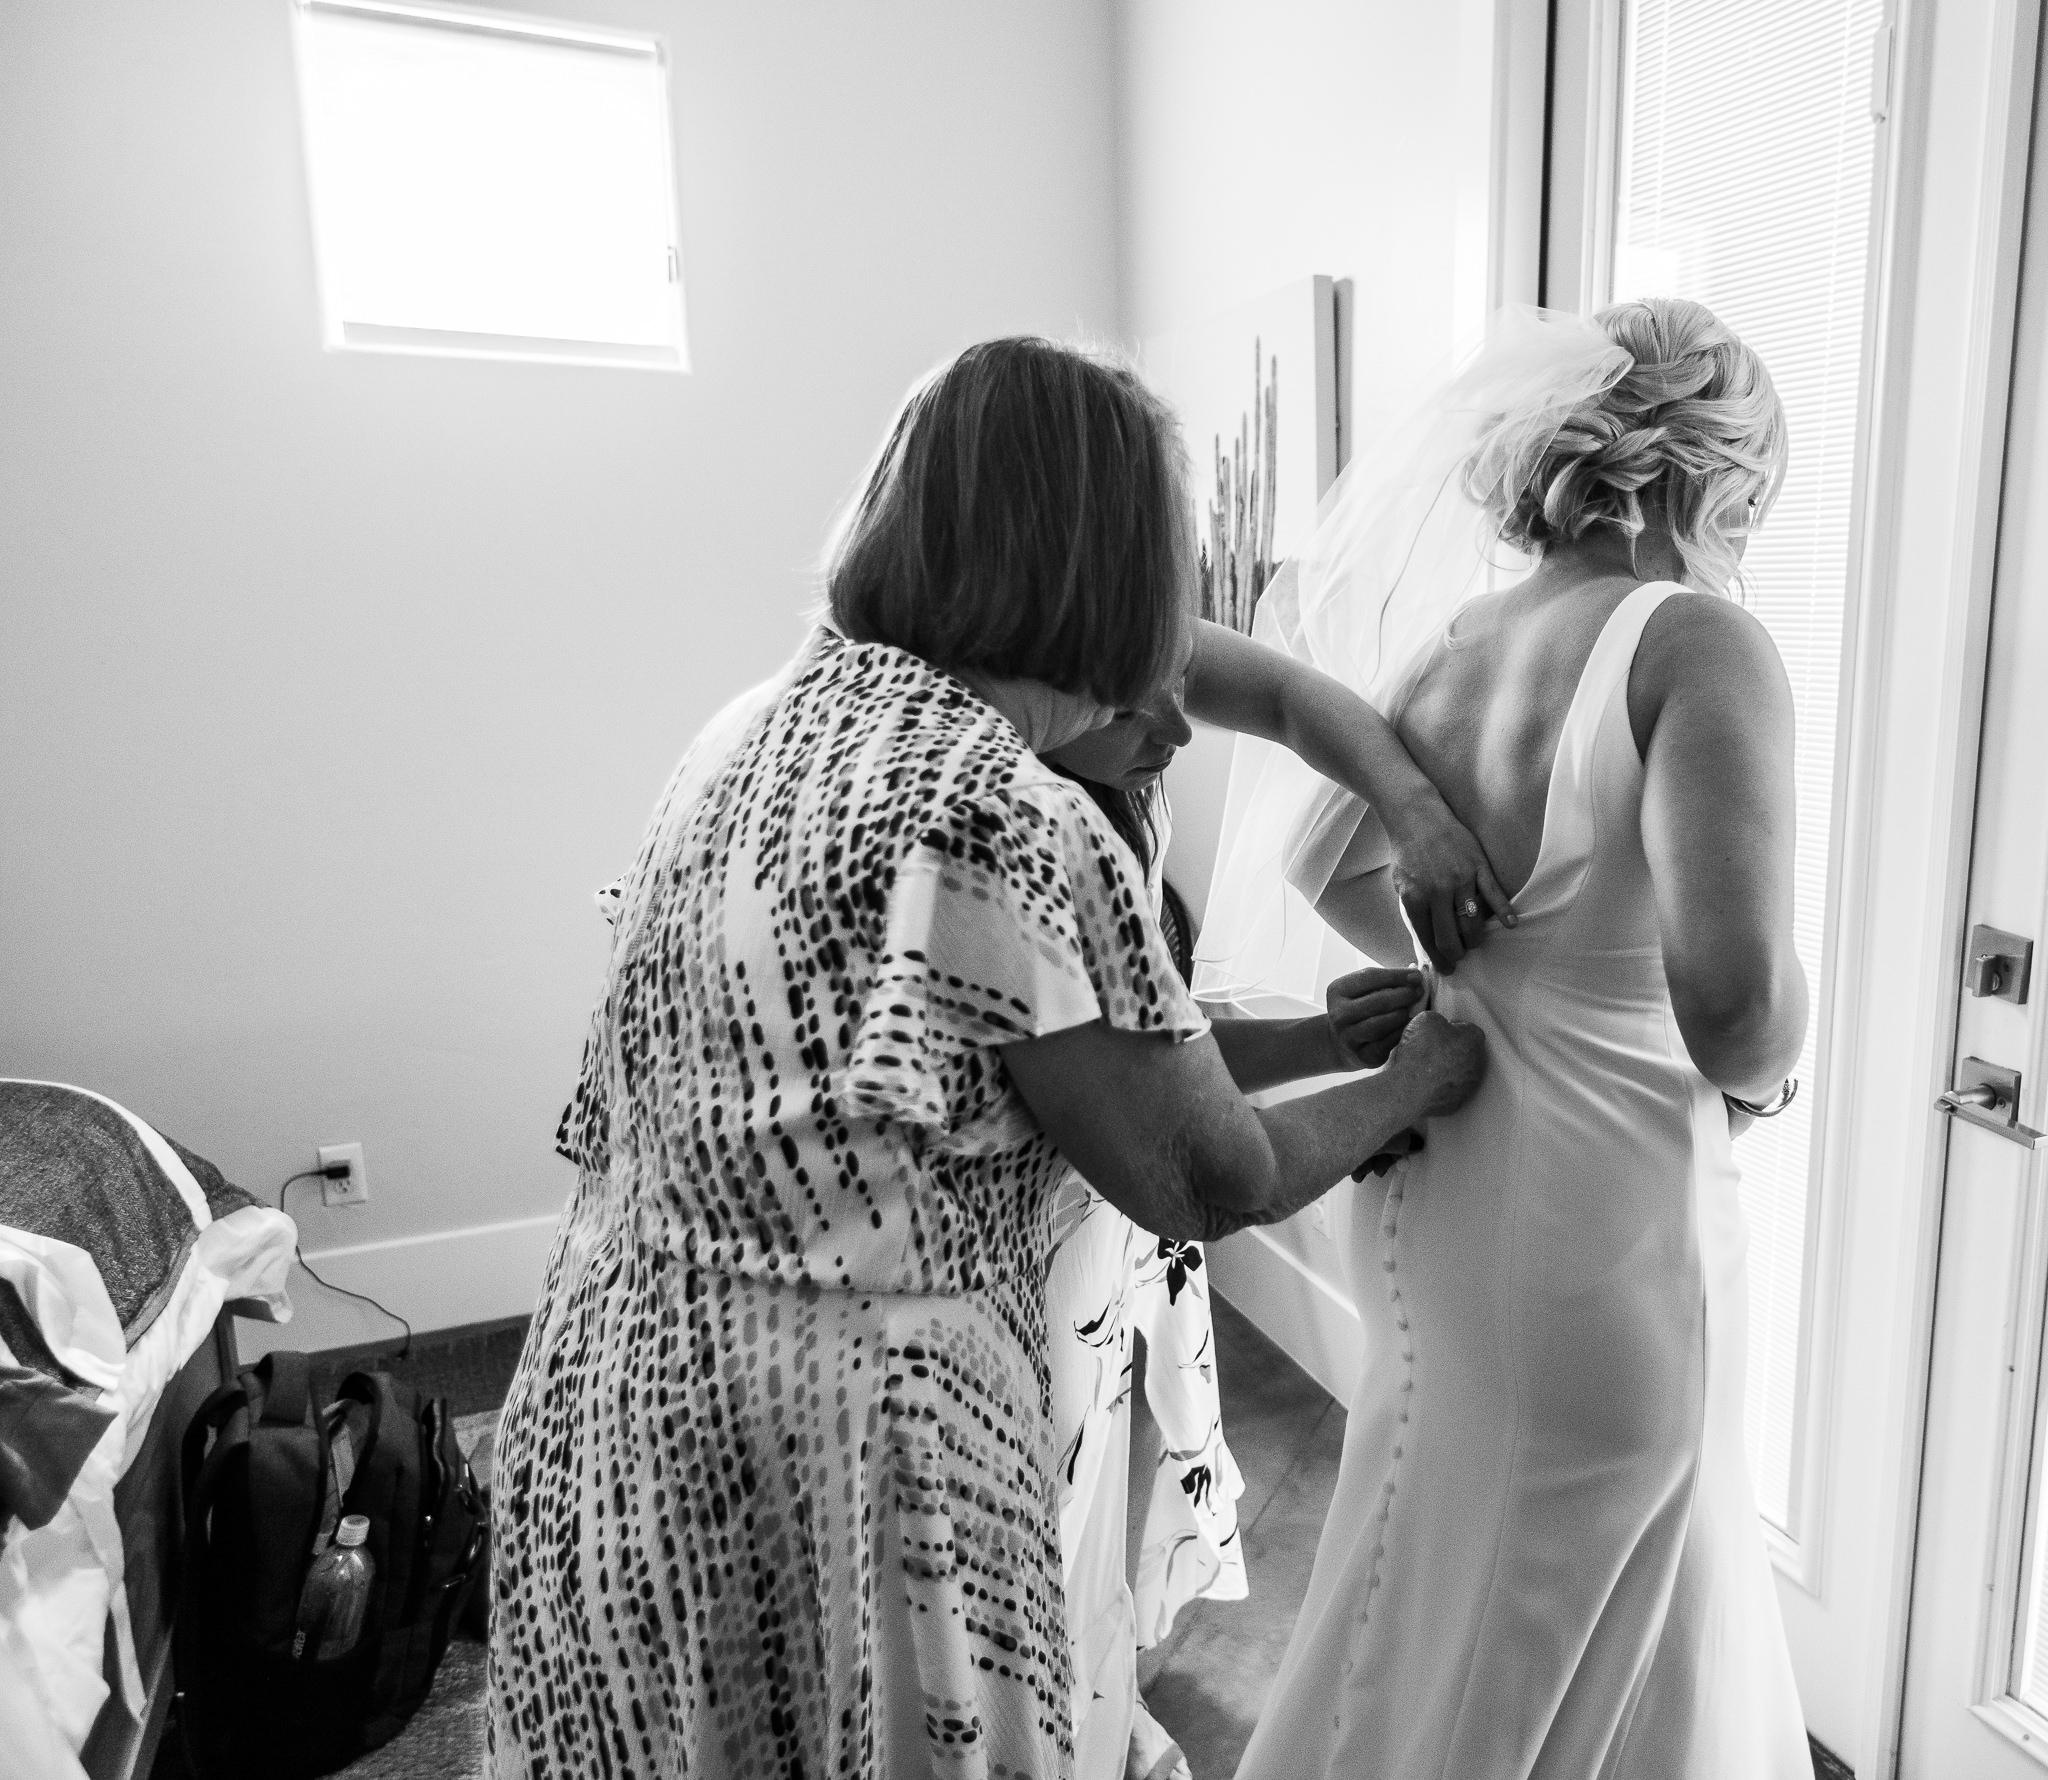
[1939,1083,2003,1113]
[1936,1058,2045,1147]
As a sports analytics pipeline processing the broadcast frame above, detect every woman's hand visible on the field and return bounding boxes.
[1381,1010,1489,1120]
[1325,967,1428,1069]
[1346,1010,1488,1179]
[1382,792,1516,974]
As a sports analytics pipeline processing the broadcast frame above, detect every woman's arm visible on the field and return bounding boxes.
[999,1011,1486,1242]
[1186,619,1513,969]
[1633,595,1808,1102]
[1314,861,1416,965]
[1207,1017,1348,1093]
[1205,966,1426,1092]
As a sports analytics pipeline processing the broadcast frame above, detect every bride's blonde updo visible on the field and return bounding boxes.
[1463,296,1787,594]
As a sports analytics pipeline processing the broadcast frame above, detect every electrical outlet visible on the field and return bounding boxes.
[317,1142,369,1208]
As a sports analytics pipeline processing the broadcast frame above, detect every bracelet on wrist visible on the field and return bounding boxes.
[1724,1079,1798,1120]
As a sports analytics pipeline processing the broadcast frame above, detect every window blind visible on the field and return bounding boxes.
[1611,0,1882,1532]
[297,1,686,367]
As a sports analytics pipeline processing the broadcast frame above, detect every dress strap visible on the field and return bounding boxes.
[1515,581,1685,917]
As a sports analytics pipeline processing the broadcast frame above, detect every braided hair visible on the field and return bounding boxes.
[1462,296,1787,595]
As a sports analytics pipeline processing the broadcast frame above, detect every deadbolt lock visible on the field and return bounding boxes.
[1966,924,2033,1004]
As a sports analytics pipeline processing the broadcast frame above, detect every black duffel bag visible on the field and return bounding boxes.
[174,1350,485,1777]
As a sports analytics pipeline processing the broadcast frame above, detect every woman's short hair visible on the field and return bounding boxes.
[1465,296,1788,594]
[827,336,1193,710]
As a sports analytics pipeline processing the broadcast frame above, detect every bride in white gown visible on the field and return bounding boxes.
[1205,298,1813,1778]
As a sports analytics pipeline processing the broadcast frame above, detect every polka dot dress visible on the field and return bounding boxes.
[487,632,1207,1780]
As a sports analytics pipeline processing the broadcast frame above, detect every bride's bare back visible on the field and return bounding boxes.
[1321,530,1807,1106]
[1395,571,1647,900]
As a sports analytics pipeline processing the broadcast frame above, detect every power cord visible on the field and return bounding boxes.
[276,1168,414,1359]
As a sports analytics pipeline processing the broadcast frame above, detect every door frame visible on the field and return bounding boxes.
[1539,1,2042,1771]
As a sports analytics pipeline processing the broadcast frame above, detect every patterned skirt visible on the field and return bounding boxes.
[1044,1188,1247,1778]
[486,1186,1073,1780]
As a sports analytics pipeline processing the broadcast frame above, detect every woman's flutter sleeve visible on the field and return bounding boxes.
[835,782,1209,1135]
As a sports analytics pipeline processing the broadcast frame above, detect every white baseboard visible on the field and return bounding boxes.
[235,1208,563,1359]
[1207,1224,1363,1406]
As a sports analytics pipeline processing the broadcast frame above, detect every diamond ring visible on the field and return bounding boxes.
[1460,897,1481,919]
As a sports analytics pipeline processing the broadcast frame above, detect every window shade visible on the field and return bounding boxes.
[1612,0,1882,1532]
[297,1,686,367]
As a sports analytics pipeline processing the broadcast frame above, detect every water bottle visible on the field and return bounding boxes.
[293,1514,374,1661]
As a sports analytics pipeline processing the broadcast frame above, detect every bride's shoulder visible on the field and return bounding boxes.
[1627,587,1791,745]
[1637,585,1780,671]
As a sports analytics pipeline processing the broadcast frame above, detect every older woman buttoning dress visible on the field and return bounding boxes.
[486,336,1488,1780]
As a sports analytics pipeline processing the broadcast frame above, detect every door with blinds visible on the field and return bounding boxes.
[1545,0,1887,1752]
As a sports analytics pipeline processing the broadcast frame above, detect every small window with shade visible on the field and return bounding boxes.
[292,0,687,370]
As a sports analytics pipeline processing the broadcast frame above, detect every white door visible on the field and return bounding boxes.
[1895,37,2048,1775]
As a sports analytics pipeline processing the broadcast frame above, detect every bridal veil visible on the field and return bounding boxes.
[1191,306,1633,1014]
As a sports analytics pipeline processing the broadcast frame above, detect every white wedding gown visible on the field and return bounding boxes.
[1236,582,1811,1779]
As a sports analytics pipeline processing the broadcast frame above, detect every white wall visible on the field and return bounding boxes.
[1115,0,1531,1384]
[0,0,1117,1346]
[1115,0,1533,416]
